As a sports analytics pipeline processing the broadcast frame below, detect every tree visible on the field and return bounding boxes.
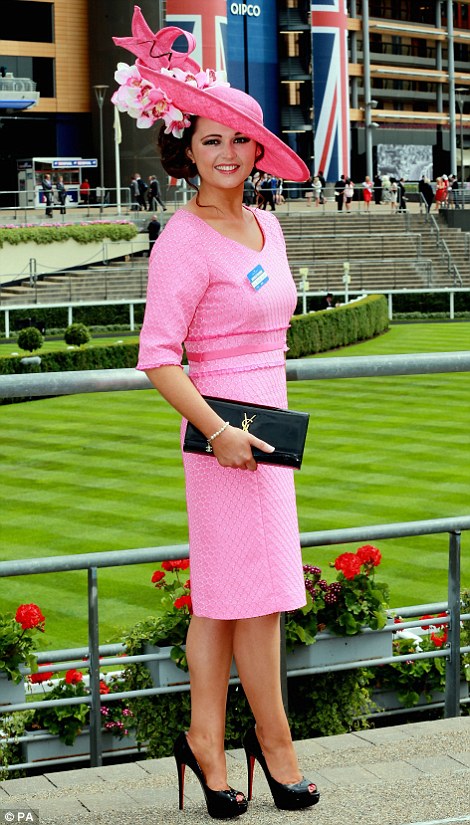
[64,323,91,347]
[17,327,43,353]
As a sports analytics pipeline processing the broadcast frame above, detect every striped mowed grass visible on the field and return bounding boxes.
[1,322,469,650]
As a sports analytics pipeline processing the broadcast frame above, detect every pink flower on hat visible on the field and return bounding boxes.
[112,8,229,137]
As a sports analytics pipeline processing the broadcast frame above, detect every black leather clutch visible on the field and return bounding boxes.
[183,396,310,469]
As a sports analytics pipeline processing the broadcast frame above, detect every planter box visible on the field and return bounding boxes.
[22,728,138,764]
[0,671,26,705]
[373,680,469,712]
[0,237,148,285]
[144,645,238,687]
[286,629,393,671]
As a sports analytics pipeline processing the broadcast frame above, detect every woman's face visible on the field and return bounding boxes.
[187,117,257,191]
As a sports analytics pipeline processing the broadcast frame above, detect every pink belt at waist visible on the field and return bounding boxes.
[185,341,285,363]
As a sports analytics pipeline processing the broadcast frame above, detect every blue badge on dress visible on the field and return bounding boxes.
[246,264,269,291]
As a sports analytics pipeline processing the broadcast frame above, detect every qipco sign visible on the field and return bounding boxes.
[230,3,261,16]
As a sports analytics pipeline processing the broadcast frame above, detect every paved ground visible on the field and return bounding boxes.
[0,716,469,825]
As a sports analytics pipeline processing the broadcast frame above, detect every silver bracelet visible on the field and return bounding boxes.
[206,421,229,453]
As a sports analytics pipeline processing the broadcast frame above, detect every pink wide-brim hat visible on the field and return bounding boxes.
[139,69,309,182]
[113,7,309,182]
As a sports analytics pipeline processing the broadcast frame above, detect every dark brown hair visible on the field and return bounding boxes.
[157,119,198,186]
[157,119,265,187]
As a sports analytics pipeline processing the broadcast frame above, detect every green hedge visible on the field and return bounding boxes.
[0,222,138,249]
[287,294,389,358]
[0,295,388,381]
[0,343,139,376]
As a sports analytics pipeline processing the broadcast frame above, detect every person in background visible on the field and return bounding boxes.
[79,178,90,205]
[243,175,256,205]
[130,174,141,210]
[448,175,460,209]
[317,169,326,203]
[435,176,447,211]
[389,177,398,213]
[421,176,434,213]
[148,174,167,211]
[362,175,373,211]
[56,175,67,215]
[343,178,354,212]
[113,9,319,819]
[397,178,407,213]
[313,175,322,207]
[147,213,161,255]
[259,173,276,210]
[275,177,285,205]
[304,176,314,206]
[334,174,346,211]
[373,173,382,205]
[41,173,53,218]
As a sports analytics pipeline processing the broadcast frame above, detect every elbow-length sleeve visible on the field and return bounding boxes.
[136,215,210,371]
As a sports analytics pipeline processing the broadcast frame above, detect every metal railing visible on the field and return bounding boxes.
[0,353,469,772]
[426,212,462,285]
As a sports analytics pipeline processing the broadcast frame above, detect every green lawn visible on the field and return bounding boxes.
[1,322,469,651]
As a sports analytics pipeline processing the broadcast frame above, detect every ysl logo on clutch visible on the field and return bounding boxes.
[241,413,256,432]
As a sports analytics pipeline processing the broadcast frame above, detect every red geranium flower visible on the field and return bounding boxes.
[162,559,190,571]
[174,595,192,612]
[356,545,382,567]
[431,629,448,648]
[15,603,45,631]
[184,579,191,590]
[151,570,165,584]
[29,665,54,684]
[99,680,111,694]
[65,668,84,685]
[420,614,435,630]
[334,552,362,580]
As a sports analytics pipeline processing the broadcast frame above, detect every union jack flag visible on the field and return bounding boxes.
[166,0,227,75]
[311,0,350,182]
[165,0,227,187]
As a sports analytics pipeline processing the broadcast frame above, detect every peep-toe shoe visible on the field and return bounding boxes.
[174,731,248,819]
[243,726,320,811]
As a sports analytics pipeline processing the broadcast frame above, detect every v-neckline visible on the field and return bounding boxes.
[181,206,265,253]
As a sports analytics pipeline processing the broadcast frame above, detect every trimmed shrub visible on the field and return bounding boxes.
[17,326,44,353]
[0,222,138,249]
[64,323,91,347]
[287,294,389,358]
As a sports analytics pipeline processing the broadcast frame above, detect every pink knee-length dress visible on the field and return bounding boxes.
[136,206,306,619]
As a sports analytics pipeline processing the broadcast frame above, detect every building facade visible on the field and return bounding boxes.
[0,0,470,197]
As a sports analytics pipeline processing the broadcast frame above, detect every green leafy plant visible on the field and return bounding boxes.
[0,709,35,780]
[372,613,452,707]
[30,668,135,746]
[64,323,91,347]
[462,589,470,689]
[0,603,46,683]
[17,327,43,353]
[122,559,192,671]
[0,222,138,249]
[285,545,390,651]
[31,668,89,745]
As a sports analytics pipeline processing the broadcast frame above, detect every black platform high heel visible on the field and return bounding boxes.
[243,726,320,811]
[174,732,248,819]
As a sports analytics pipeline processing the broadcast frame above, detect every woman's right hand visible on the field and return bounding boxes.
[211,425,274,471]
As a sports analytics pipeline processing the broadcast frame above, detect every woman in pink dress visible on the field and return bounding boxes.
[113,8,320,819]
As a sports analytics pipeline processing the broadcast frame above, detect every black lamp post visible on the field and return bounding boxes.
[93,85,109,215]
[456,87,466,209]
